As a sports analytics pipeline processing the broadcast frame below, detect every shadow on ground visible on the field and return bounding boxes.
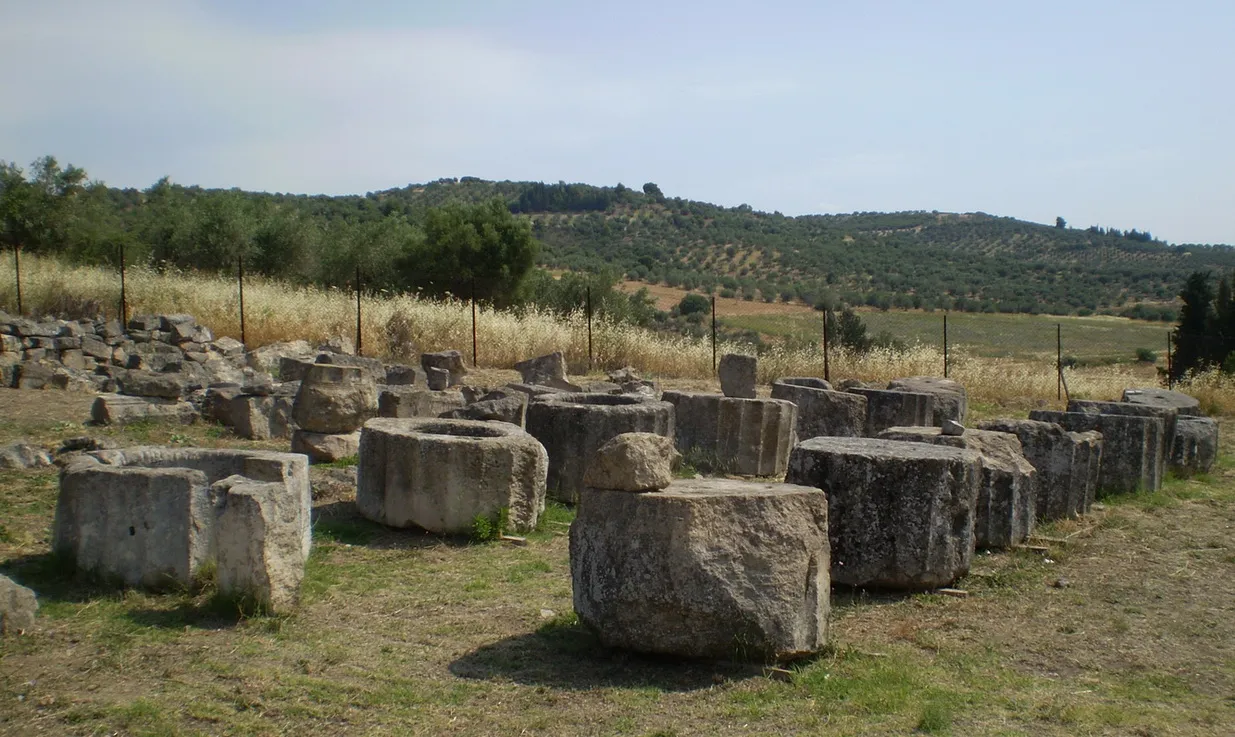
[449,619,775,692]
[311,501,474,550]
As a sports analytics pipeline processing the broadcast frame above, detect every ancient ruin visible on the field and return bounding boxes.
[662,391,797,476]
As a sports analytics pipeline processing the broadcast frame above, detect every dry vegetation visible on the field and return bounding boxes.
[5,255,1229,412]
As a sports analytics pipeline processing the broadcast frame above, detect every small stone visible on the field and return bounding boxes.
[1052,577,1070,589]
[583,432,679,492]
[0,575,37,635]
[941,420,965,436]
[425,366,450,391]
[718,353,757,399]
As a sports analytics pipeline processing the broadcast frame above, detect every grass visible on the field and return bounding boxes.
[5,254,1228,412]
[1,397,1235,734]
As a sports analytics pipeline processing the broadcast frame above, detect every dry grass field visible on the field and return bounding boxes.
[0,388,1234,736]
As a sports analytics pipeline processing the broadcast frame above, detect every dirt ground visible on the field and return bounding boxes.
[0,387,1233,735]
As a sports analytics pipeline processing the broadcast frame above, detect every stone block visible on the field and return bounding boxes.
[977,419,1102,520]
[1122,387,1202,416]
[90,395,198,425]
[292,364,378,434]
[426,366,450,391]
[0,574,38,635]
[786,437,982,590]
[357,418,548,533]
[291,430,361,463]
[887,376,968,425]
[777,376,832,390]
[439,394,528,428]
[570,478,830,661]
[526,393,675,503]
[378,386,465,418]
[770,381,867,439]
[420,350,467,386]
[212,476,309,612]
[718,353,757,398]
[844,387,934,436]
[278,356,317,383]
[1171,416,1218,475]
[661,391,796,477]
[384,363,422,386]
[878,427,1036,548]
[226,394,296,440]
[1030,410,1163,495]
[119,370,185,399]
[583,432,678,492]
[315,352,385,384]
[15,361,55,389]
[1068,399,1175,483]
[514,351,581,392]
[0,443,54,470]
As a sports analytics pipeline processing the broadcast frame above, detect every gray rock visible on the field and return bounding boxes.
[837,378,869,390]
[505,382,570,399]
[55,447,310,591]
[581,381,623,394]
[1068,399,1175,485]
[888,376,968,426]
[786,437,982,590]
[0,575,38,635]
[439,394,528,428]
[421,350,467,386]
[119,370,185,399]
[80,335,111,360]
[1030,410,1163,495]
[292,364,378,434]
[977,419,1102,521]
[526,393,675,503]
[570,478,830,661]
[278,356,317,383]
[661,391,797,477]
[878,427,1036,549]
[378,386,465,418]
[291,430,361,463]
[318,335,355,356]
[844,387,934,436]
[514,351,579,392]
[245,340,315,375]
[425,366,450,391]
[0,443,53,470]
[212,475,309,612]
[357,418,548,534]
[1,334,21,354]
[315,352,385,384]
[226,394,297,440]
[607,366,641,384]
[1171,416,1218,475]
[90,394,197,426]
[583,432,679,492]
[941,419,965,436]
[384,363,422,386]
[0,355,17,388]
[15,361,56,390]
[770,381,867,439]
[777,376,832,391]
[718,353,758,399]
[1122,388,1202,416]
[212,336,246,358]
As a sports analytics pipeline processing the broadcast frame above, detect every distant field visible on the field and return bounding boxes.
[722,309,1170,364]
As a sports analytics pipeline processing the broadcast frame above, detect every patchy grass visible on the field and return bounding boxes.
[2,392,1235,734]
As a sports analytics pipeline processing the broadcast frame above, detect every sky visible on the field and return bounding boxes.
[2,0,1232,244]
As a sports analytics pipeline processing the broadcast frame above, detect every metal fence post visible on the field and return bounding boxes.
[118,243,127,325]
[822,308,830,382]
[237,255,246,349]
[586,285,593,373]
[1166,332,1173,389]
[943,312,949,378]
[12,245,22,315]
[471,276,478,368]
[711,295,717,376]
[1056,323,1062,401]
[355,265,363,357]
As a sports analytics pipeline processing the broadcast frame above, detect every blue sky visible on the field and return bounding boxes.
[2,0,1231,244]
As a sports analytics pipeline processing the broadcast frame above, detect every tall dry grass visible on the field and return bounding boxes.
[1,254,1225,411]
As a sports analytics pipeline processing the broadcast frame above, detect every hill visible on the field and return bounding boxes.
[369,178,1234,319]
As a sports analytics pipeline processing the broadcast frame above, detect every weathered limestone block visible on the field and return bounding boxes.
[1030,410,1163,495]
[1171,416,1218,475]
[315,352,385,385]
[844,387,934,436]
[119,370,186,399]
[887,376,968,425]
[245,340,314,375]
[291,429,360,463]
[977,419,1102,520]
[786,437,982,590]
[770,381,867,439]
[54,447,311,590]
[378,386,465,418]
[292,364,378,434]
[225,393,296,440]
[878,427,1036,548]
[1069,398,1176,476]
[318,335,355,356]
[90,394,197,426]
[583,432,679,492]
[662,391,797,477]
[384,363,422,386]
[526,394,674,503]
[1122,388,1202,416]
[439,394,528,428]
[505,383,570,399]
[278,356,317,383]
[0,575,38,635]
[425,366,450,391]
[15,361,56,390]
[212,475,308,612]
[357,418,548,533]
[0,443,53,470]
[570,478,830,661]
[718,353,757,399]
[514,351,581,392]
[420,350,466,386]
[777,377,832,390]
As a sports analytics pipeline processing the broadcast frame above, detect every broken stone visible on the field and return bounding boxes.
[1030,410,1163,495]
[888,376,968,426]
[90,395,197,426]
[1171,416,1218,475]
[770,381,867,439]
[290,430,361,464]
[978,418,1102,520]
[718,353,758,399]
[439,394,528,428]
[420,350,467,386]
[0,575,38,635]
[378,386,465,418]
[661,391,797,477]
[318,335,355,356]
[941,419,965,436]
[0,443,53,470]
[583,432,679,492]
[212,475,309,612]
[570,478,830,661]
[844,387,934,436]
[1121,387,1202,416]
[514,351,580,392]
[291,364,378,434]
[425,366,450,391]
